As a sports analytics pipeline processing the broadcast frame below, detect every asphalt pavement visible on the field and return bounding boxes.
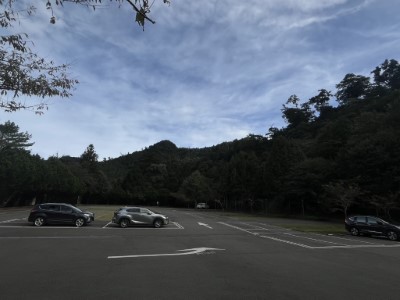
[1,207,400,300]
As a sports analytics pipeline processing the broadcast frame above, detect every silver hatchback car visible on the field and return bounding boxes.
[112,207,169,228]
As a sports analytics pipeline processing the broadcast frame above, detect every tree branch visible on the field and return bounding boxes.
[126,0,156,24]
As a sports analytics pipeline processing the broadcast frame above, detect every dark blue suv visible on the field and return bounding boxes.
[28,203,94,227]
[345,215,400,241]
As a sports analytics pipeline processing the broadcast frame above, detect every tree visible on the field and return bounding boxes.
[122,165,147,202]
[369,192,399,220]
[281,95,313,128]
[0,121,34,153]
[283,158,333,216]
[45,0,170,29]
[228,151,261,212]
[80,143,99,174]
[178,171,211,207]
[323,181,361,218]
[0,150,43,206]
[0,0,170,113]
[372,59,400,91]
[80,143,98,163]
[335,73,371,105]
[313,117,352,159]
[307,89,332,113]
[0,0,78,113]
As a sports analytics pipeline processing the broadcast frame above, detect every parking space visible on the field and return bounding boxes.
[0,219,184,230]
[0,217,27,224]
[0,209,184,230]
[219,221,400,249]
[2,207,400,299]
[102,221,184,229]
[1,208,399,250]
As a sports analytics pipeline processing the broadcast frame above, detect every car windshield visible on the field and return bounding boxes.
[73,206,82,213]
[369,217,389,225]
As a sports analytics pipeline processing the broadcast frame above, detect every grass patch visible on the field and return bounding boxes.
[79,205,119,221]
[218,213,260,220]
[279,224,346,234]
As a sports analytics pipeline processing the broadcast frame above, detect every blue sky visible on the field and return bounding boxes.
[1,0,400,159]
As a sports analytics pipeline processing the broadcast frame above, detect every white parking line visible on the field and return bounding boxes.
[0,226,100,229]
[219,222,314,248]
[102,222,112,228]
[283,232,345,246]
[0,236,116,239]
[0,219,20,223]
[102,222,184,229]
[240,222,269,230]
[0,218,26,224]
[0,222,185,230]
[219,222,262,236]
[313,233,378,245]
[258,235,314,249]
[312,244,400,249]
[219,222,400,250]
[255,222,291,231]
[174,222,184,229]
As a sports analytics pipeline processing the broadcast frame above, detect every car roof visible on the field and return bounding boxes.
[121,206,142,209]
[119,207,154,211]
[348,215,389,222]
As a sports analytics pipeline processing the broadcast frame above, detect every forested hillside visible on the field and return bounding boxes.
[1,59,399,219]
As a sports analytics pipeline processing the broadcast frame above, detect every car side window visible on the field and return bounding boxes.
[48,205,60,211]
[355,216,367,223]
[127,208,140,213]
[367,217,378,225]
[140,208,150,214]
[60,205,73,213]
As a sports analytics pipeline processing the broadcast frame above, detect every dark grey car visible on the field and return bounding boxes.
[345,215,400,241]
[112,207,169,228]
[28,203,94,227]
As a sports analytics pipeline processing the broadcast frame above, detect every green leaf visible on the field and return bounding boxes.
[135,9,145,28]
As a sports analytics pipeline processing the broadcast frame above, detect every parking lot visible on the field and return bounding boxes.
[2,206,399,250]
[1,206,400,299]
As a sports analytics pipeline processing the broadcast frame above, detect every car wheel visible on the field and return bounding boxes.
[350,227,360,236]
[387,231,398,241]
[75,218,85,227]
[34,217,45,227]
[153,219,163,228]
[119,219,129,228]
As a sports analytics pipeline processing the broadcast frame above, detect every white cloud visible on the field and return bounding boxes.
[1,0,398,159]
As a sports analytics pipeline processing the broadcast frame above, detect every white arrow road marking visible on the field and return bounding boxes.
[198,222,213,229]
[108,247,225,259]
